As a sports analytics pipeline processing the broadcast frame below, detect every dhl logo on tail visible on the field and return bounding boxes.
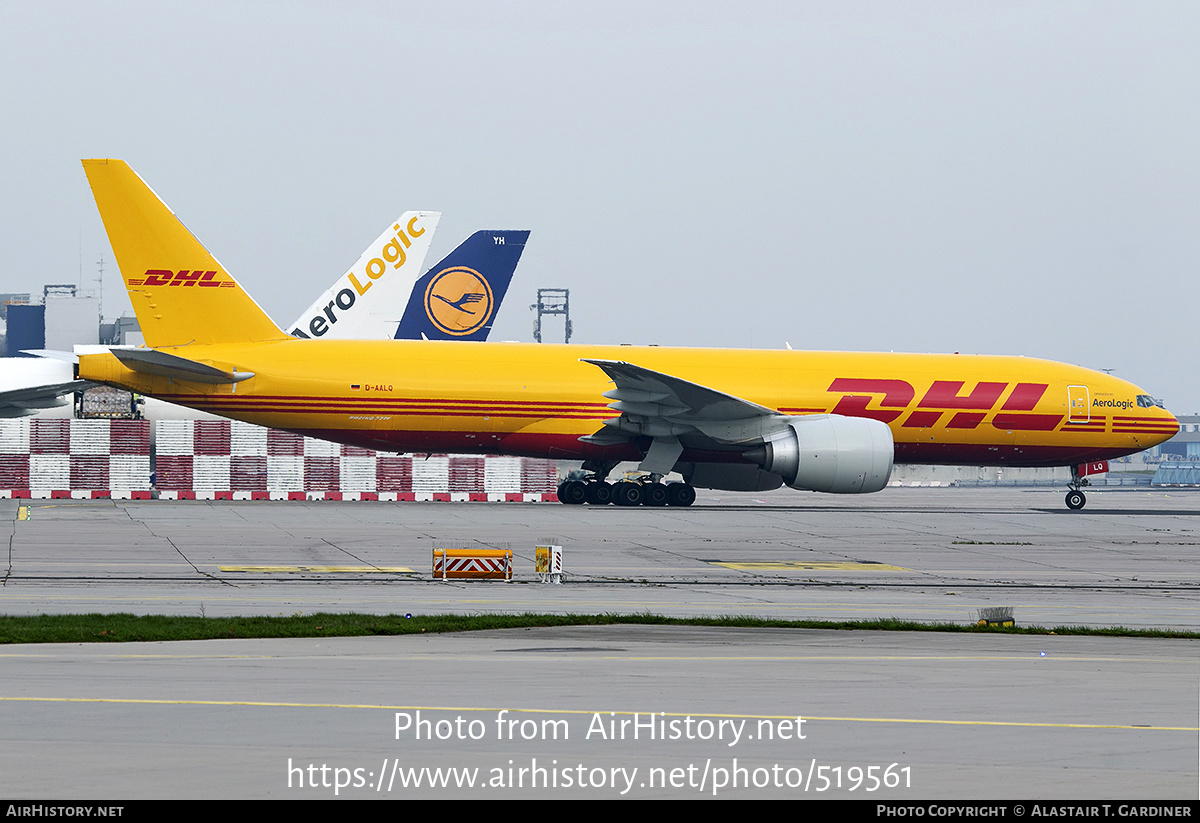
[82,159,286,348]
[129,270,235,288]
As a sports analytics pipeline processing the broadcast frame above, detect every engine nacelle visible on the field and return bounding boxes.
[746,415,893,494]
[678,462,784,492]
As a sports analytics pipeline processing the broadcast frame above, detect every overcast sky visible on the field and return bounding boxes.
[2,1,1196,411]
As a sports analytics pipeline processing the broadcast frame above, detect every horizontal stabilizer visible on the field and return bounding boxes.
[20,349,79,364]
[112,349,254,384]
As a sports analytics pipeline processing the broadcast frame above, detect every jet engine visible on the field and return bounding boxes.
[744,415,893,494]
[678,462,784,492]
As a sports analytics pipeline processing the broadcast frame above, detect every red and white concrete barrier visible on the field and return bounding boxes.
[0,419,151,499]
[154,420,559,501]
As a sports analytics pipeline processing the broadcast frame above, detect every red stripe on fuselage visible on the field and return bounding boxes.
[946,412,986,429]
[1000,384,1049,411]
[991,413,1062,431]
[902,411,942,428]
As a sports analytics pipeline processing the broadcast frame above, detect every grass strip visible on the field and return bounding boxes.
[0,612,1195,644]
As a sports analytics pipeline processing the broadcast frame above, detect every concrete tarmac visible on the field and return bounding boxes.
[0,626,1195,799]
[0,486,1196,629]
[0,486,1196,799]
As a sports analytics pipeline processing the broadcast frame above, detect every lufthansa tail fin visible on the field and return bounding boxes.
[81,159,287,348]
[288,211,442,340]
[394,230,529,341]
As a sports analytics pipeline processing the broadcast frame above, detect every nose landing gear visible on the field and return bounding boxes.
[1065,466,1088,511]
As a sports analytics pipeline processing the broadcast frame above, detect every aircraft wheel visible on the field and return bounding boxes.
[612,481,644,507]
[1065,490,1086,511]
[585,482,612,505]
[559,480,588,505]
[643,482,669,507]
[666,483,696,507]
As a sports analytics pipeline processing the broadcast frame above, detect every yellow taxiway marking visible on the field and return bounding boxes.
[713,561,911,571]
[219,565,416,573]
[0,697,1190,731]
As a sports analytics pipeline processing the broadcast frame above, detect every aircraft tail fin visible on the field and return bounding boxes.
[288,211,441,339]
[81,159,287,348]
[394,230,529,341]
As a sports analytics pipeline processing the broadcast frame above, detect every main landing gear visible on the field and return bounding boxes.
[557,465,696,507]
[1065,466,1088,511]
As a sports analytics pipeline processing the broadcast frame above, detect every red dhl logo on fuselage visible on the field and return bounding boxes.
[818,379,1062,432]
[797,379,1165,435]
[129,270,235,288]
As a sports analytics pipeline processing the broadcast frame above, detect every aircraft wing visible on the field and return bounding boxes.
[0,380,90,416]
[580,359,789,446]
[0,357,90,417]
[581,359,894,493]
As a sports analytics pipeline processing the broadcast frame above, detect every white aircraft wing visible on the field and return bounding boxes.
[0,358,88,417]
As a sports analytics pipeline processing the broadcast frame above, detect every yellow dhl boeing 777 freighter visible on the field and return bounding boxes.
[76,159,1179,510]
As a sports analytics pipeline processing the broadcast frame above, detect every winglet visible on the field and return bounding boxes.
[82,159,287,348]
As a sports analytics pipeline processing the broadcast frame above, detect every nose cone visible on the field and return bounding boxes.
[1127,402,1179,449]
[1108,376,1179,449]
[1157,409,1181,445]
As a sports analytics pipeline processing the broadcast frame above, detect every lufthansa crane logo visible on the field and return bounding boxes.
[424,266,494,336]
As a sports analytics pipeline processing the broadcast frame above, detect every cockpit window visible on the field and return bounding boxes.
[1137,394,1164,409]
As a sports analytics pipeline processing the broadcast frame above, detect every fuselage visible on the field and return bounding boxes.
[76,339,1179,468]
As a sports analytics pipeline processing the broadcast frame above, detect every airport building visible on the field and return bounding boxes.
[1149,414,1200,485]
[1,286,144,356]
[1156,414,1200,459]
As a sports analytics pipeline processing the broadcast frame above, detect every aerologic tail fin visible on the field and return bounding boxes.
[288,210,442,339]
[81,159,287,348]
[395,230,529,341]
